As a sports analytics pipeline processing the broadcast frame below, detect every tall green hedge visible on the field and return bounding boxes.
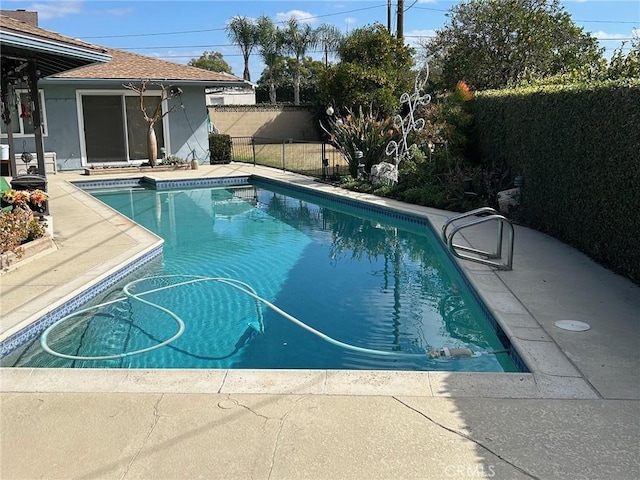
[474,82,640,283]
[208,133,232,164]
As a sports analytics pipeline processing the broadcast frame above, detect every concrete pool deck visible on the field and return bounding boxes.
[1,164,638,479]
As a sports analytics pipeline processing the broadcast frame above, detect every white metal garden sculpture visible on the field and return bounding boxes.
[384,67,431,184]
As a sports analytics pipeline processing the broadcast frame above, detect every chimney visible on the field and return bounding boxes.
[1,9,39,26]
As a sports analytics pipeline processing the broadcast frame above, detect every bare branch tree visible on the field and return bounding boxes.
[123,80,182,166]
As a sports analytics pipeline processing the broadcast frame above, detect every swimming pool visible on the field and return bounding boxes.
[8,179,521,372]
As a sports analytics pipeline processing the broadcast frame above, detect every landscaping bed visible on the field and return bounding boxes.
[0,234,56,272]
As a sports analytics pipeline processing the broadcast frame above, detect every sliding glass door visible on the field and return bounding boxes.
[82,95,126,163]
[81,93,165,164]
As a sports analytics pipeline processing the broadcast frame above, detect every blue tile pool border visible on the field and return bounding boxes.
[72,175,251,191]
[2,174,528,372]
[149,176,251,190]
[70,178,144,190]
[252,176,529,373]
[0,245,163,359]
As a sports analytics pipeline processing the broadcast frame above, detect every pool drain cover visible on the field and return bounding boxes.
[555,320,591,332]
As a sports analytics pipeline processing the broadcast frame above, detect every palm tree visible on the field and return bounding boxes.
[316,24,343,66]
[281,18,318,105]
[257,16,282,104]
[226,16,259,82]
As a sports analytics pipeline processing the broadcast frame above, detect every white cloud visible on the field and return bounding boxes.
[105,8,133,17]
[344,17,356,26]
[404,28,437,50]
[275,10,317,25]
[592,30,629,40]
[406,28,437,39]
[28,0,83,20]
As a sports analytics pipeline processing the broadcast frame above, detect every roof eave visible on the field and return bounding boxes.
[41,77,254,88]
[0,31,111,63]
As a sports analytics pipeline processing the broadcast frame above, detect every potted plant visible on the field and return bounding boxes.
[0,189,49,264]
[1,188,48,214]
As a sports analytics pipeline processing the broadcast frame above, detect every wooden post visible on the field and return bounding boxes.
[27,60,46,177]
[397,0,404,40]
[1,76,17,176]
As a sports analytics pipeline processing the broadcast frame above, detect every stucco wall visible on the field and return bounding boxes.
[166,89,209,163]
[40,83,84,170]
[4,91,318,172]
[12,81,210,171]
[208,106,320,141]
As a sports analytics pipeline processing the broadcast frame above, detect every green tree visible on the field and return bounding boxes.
[226,16,259,82]
[256,15,283,103]
[607,32,640,80]
[188,51,232,74]
[321,23,414,117]
[273,57,325,87]
[256,56,324,104]
[316,23,343,66]
[281,18,318,105]
[421,0,603,90]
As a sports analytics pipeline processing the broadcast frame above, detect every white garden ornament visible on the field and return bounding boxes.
[385,67,431,184]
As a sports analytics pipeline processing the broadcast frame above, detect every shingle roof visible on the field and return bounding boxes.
[52,48,248,85]
[1,13,248,86]
[0,14,108,54]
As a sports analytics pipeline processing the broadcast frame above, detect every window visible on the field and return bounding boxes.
[0,89,48,137]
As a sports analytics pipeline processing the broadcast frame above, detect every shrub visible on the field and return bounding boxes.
[397,184,446,207]
[209,133,232,164]
[27,216,47,241]
[0,208,46,255]
[474,82,640,283]
[161,155,186,165]
[322,106,396,177]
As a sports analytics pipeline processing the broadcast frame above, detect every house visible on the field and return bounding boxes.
[1,12,252,173]
[1,11,111,175]
[206,84,256,106]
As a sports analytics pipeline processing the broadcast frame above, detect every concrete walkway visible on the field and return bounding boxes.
[1,164,639,480]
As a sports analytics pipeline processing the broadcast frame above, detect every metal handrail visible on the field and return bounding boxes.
[442,208,514,270]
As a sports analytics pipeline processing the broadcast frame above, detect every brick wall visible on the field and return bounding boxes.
[1,10,38,25]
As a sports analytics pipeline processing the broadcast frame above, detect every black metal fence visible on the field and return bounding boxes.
[231,136,346,180]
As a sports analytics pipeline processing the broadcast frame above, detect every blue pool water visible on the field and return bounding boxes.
[10,181,520,372]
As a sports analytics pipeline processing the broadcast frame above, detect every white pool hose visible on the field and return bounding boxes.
[40,275,509,362]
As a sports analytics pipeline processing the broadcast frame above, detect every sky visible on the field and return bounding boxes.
[3,0,639,81]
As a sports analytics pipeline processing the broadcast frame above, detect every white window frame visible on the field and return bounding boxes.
[0,89,48,138]
[76,89,170,167]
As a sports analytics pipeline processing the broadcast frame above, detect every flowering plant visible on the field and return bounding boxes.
[0,206,47,255]
[453,80,474,102]
[29,189,48,207]
[1,189,48,208]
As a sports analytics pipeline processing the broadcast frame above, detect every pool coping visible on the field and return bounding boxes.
[0,169,599,400]
[0,179,164,349]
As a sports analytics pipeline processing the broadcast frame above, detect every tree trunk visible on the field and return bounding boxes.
[294,70,301,106]
[147,124,157,167]
[243,53,251,82]
[269,81,276,103]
